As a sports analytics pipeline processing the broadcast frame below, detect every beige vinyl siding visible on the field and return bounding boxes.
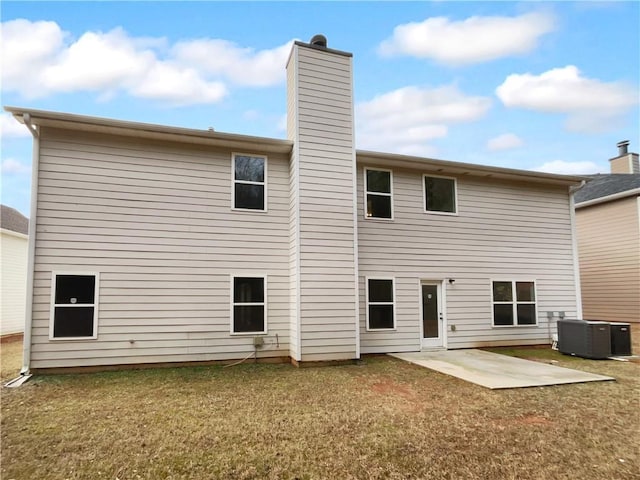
[577,196,640,323]
[30,127,290,369]
[291,45,358,361]
[357,165,578,352]
[1,230,28,336]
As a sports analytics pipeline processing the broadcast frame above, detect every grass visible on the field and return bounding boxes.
[1,336,639,480]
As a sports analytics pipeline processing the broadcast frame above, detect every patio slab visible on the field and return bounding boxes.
[389,349,614,389]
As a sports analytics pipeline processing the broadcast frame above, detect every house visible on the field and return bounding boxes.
[6,35,584,372]
[575,141,640,323]
[1,205,29,338]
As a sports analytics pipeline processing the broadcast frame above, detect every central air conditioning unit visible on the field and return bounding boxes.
[610,323,632,356]
[557,319,611,359]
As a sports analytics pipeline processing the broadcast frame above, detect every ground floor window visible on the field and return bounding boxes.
[232,276,266,334]
[366,278,395,330]
[51,273,99,339]
[492,281,537,326]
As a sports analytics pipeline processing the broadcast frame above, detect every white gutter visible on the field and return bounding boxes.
[19,113,39,379]
[575,187,640,209]
[569,180,587,320]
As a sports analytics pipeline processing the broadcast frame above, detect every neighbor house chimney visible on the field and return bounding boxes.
[609,140,639,174]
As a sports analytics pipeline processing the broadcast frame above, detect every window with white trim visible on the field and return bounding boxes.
[51,273,99,339]
[365,169,393,219]
[366,278,395,330]
[424,175,457,214]
[232,276,266,334]
[233,154,266,210]
[492,281,537,326]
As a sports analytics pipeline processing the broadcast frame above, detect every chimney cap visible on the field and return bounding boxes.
[617,140,630,156]
[310,34,327,48]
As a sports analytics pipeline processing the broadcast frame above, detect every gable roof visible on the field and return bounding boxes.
[5,106,585,187]
[1,205,29,235]
[574,174,640,205]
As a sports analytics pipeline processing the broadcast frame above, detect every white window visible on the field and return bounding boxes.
[231,276,267,334]
[365,168,393,219]
[492,281,537,327]
[366,278,395,330]
[423,175,457,214]
[50,273,99,339]
[233,154,267,211]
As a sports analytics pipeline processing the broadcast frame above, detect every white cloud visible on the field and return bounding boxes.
[1,113,30,138]
[171,39,293,87]
[1,158,32,175]
[379,12,555,65]
[486,133,523,151]
[534,160,601,175]
[131,63,227,105]
[1,19,290,105]
[356,85,491,155]
[496,66,639,133]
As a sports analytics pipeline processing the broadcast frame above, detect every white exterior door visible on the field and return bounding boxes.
[421,282,445,348]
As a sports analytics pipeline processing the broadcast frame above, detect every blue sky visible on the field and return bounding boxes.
[2,1,639,217]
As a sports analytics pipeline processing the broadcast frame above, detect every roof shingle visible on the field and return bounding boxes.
[574,174,640,204]
[0,205,29,235]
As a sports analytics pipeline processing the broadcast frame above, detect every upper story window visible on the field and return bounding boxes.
[51,273,99,339]
[424,175,457,214]
[365,168,393,219]
[233,154,266,211]
[492,281,537,327]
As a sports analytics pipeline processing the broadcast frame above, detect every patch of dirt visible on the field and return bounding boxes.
[371,379,415,400]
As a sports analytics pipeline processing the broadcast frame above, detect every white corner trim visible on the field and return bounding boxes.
[21,128,39,374]
[569,191,584,319]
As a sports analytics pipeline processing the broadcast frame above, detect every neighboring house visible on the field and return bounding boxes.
[1,205,29,337]
[575,142,640,323]
[6,36,584,372]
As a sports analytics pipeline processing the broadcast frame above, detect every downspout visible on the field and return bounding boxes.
[569,180,587,321]
[19,113,40,377]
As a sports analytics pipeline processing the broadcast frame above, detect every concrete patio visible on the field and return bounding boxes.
[390,349,615,389]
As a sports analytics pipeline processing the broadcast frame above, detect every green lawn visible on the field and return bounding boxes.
[2,338,639,480]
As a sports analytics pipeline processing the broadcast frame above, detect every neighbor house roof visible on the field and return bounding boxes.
[574,174,640,207]
[5,106,585,187]
[1,205,29,235]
